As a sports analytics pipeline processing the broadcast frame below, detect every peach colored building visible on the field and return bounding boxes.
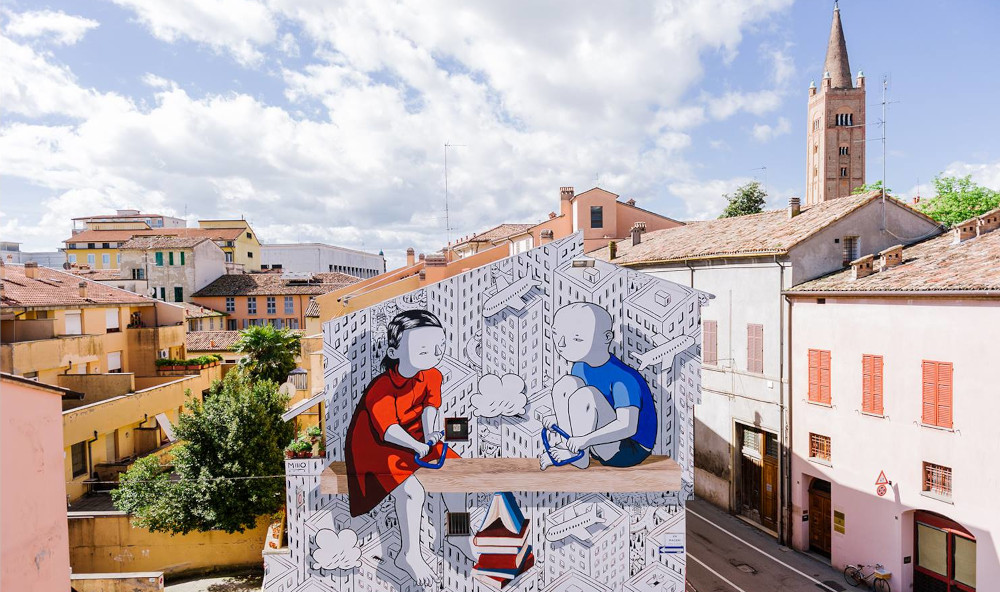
[1,373,76,592]
[784,210,1000,591]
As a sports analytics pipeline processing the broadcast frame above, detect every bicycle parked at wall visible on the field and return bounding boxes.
[844,562,891,592]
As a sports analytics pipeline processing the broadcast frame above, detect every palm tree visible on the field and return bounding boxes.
[234,324,302,385]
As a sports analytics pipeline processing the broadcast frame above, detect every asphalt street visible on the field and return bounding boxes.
[686,498,848,592]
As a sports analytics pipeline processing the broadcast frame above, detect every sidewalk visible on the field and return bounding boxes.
[686,498,848,592]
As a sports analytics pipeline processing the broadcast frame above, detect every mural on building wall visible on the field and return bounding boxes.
[264,233,710,592]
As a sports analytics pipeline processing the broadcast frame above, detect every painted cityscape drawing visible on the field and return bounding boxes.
[265,233,711,592]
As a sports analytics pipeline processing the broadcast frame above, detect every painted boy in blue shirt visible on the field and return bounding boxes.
[540,302,656,470]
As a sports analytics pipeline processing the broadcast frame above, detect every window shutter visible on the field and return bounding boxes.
[747,324,763,374]
[704,321,717,365]
[937,362,953,429]
[808,349,820,401]
[922,361,938,425]
[862,355,873,412]
[872,355,883,415]
[820,350,831,403]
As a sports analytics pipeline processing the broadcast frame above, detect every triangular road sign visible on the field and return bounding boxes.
[875,470,889,486]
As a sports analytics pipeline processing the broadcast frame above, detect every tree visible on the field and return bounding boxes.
[851,180,892,195]
[112,372,294,534]
[916,175,1000,226]
[235,324,302,384]
[720,181,767,218]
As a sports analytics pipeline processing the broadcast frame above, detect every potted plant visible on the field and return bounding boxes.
[306,425,322,444]
[284,444,296,459]
[293,439,312,459]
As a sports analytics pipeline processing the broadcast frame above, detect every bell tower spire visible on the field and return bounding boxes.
[824,2,853,89]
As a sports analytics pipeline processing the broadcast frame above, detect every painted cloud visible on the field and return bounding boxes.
[471,373,527,418]
[311,528,361,571]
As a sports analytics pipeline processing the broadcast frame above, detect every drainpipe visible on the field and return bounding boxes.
[775,255,790,545]
[86,430,98,479]
[781,290,794,548]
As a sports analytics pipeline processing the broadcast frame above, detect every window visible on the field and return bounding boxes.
[703,320,718,366]
[71,442,87,477]
[746,324,763,374]
[809,433,831,462]
[225,252,233,263]
[808,349,832,404]
[839,146,849,156]
[862,354,883,414]
[842,236,859,265]
[132,268,145,280]
[227,319,237,330]
[922,462,952,498]
[266,296,276,315]
[105,308,120,332]
[174,287,183,303]
[87,254,95,266]
[272,264,282,270]
[116,253,121,265]
[273,318,284,329]
[921,360,953,428]
[247,251,253,258]
[180,252,185,265]
[840,167,848,177]
[225,297,235,313]
[590,206,603,229]
[284,296,294,314]
[813,117,821,131]
[835,113,854,126]
[102,242,110,249]
[168,252,175,265]
[288,318,299,329]
[107,351,122,373]
[159,287,166,301]
[155,252,164,266]
[88,242,96,249]
[64,310,82,335]
[246,232,252,239]
[446,512,471,536]
[102,253,110,266]
[247,297,257,314]
[69,254,77,263]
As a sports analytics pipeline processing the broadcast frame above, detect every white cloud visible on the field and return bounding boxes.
[942,159,1000,190]
[5,10,99,45]
[752,116,791,142]
[110,0,277,65]
[706,89,783,120]
[765,44,795,86]
[471,374,527,418]
[311,529,361,571]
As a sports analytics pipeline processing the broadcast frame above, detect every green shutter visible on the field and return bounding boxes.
[155,252,163,266]
[168,252,174,265]
[180,252,186,265]
[174,287,183,302]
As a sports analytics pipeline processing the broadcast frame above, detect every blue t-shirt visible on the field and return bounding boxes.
[571,354,656,451]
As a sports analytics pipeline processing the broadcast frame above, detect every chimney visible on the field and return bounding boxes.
[630,222,646,246]
[952,218,978,244]
[977,207,1000,235]
[912,196,920,205]
[24,261,39,279]
[788,196,801,219]
[808,80,817,97]
[406,248,415,267]
[418,253,425,262]
[540,229,554,244]
[625,198,636,207]
[878,245,903,271]
[560,186,574,219]
[418,270,426,281]
[850,254,874,280]
[78,281,88,298]
[424,254,447,267]
[857,70,865,88]
[548,212,557,220]
[608,241,618,260]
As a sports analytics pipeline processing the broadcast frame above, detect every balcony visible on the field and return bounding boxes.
[1,332,107,376]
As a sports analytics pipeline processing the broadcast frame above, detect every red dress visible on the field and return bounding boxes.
[345,366,460,517]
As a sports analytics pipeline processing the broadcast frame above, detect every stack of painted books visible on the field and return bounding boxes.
[472,492,534,590]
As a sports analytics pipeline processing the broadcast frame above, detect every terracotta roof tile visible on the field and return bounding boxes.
[305,298,320,318]
[67,268,125,281]
[119,236,211,249]
[64,227,246,244]
[454,223,535,247]
[173,301,226,318]
[789,227,1000,293]
[1,264,153,309]
[591,193,934,264]
[186,331,241,351]
[191,272,360,297]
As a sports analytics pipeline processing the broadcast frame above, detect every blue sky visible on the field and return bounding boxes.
[2,0,998,267]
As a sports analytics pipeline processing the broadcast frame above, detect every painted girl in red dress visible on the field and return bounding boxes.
[345,309,466,585]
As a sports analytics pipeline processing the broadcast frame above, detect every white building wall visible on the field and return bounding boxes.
[262,244,385,278]
[789,297,1000,591]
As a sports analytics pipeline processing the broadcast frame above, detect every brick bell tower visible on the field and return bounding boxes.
[805,2,866,205]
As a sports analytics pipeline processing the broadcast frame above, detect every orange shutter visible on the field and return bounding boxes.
[808,349,820,401]
[921,361,938,425]
[748,325,762,373]
[937,362,953,429]
[872,355,884,415]
[820,350,832,404]
[862,355,873,412]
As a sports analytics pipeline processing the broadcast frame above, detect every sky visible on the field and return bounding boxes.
[2,0,999,268]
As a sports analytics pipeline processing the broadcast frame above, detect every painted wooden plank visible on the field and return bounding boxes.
[320,455,681,495]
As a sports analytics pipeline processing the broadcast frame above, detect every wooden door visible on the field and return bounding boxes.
[762,456,778,530]
[809,481,832,557]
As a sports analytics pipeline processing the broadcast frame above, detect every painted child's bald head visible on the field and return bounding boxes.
[552,302,614,363]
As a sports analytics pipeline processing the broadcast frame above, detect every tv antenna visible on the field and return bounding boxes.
[444,142,466,250]
[751,166,768,195]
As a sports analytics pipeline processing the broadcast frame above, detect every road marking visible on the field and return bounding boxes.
[687,508,839,592]
[688,553,748,592]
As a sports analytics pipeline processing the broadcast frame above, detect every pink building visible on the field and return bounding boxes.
[785,210,1000,592]
[1,373,78,591]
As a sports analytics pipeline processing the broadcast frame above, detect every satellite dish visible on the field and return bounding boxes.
[148,287,158,298]
[63,262,71,269]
